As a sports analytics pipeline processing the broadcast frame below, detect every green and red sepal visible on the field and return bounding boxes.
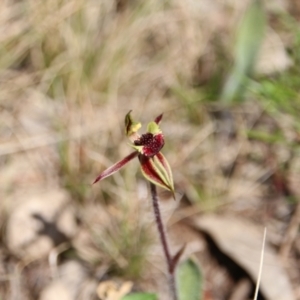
[139,152,174,194]
[93,151,138,184]
[125,110,141,140]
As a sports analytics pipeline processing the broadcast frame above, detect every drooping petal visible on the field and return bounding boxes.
[154,152,174,190]
[93,151,138,184]
[125,110,141,138]
[139,152,174,194]
[139,155,165,188]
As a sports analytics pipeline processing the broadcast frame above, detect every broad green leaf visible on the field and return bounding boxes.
[222,0,266,103]
[176,258,203,300]
[122,293,157,300]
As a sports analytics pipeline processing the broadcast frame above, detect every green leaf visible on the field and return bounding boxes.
[176,258,203,300]
[235,0,266,74]
[222,0,266,103]
[122,293,157,300]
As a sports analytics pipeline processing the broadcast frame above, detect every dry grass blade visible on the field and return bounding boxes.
[0,124,104,156]
[253,227,267,300]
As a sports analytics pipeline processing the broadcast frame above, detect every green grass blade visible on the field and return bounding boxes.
[222,0,266,103]
[235,0,266,74]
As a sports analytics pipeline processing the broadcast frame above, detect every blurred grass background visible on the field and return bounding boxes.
[1,0,300,299]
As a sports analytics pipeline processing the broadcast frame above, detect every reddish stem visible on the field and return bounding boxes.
[150,183,177,300]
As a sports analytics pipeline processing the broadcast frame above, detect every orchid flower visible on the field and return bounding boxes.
[93,111,174,194]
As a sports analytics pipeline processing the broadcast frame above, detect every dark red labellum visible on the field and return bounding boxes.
[134,133,164,157]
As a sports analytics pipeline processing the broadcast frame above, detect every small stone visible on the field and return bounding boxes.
[39,261,97,300]
[6,189,77,260]
[39,282,72,300]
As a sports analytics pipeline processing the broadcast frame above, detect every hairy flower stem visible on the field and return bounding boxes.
[150,183,177,300]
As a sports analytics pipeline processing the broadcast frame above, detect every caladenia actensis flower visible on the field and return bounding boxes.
[93,111,174,195]
[94,111,182,300]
